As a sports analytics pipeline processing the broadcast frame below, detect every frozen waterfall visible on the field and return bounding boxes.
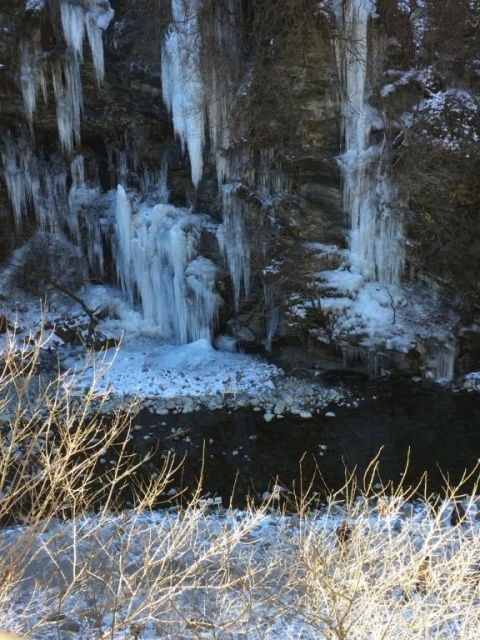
[114,186,220,344]
[161,0,205,189]
[161,0,252,309]
[334,0,404,284]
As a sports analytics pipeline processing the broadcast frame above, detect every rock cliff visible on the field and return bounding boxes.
[0,0,479,380]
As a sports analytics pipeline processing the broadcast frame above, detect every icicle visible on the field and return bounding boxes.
[60,0,114,85]
[19,36,48,129]
[217,184,250,311]
[52,55,83,154]
[140,154,170,203]
[334,0,404,284]
[19,40,39,128]
[1,137,32,227]
[257,148,292,198]
[61,2,86,59]
[264,290,280,354]
[63,155,84,244]
[85,0,115,85]
[161,0,205,188]
[114,187,220,343]
[1,137,70,233]
[65,155,107,273]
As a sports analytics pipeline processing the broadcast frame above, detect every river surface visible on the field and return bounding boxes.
[130,380,480,507]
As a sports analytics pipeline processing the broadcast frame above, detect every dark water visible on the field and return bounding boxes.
[130,382,480,507]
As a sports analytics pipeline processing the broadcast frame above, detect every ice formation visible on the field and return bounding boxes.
[61,2,86,60]
[52,56,84,155]
[68,155,106,273]
[334,0,404,284]
[19,36,48,129]
[1,0,457,379]
[19,1,113,154]
[217,185,251,311]
[161,0,205,189]
[161,0,240,190]
[1,137,66,230]
[161,1,256,306]
[61,0,114,84]
[114,186,220,344]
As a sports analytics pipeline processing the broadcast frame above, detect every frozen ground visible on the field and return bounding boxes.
[2,495,480,639]
[0,285,347,416]
[62,336,280,401]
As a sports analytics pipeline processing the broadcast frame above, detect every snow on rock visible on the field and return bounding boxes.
[26,0,47,10]
[60,334,284,410]
[0,277,348,416]
[412,88,479,151]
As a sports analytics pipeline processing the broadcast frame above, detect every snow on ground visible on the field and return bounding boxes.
[58,286,281,399]
[0,286,278,400]
[1,285,349,416]
[2,496,480,639]
[62,336,279,400]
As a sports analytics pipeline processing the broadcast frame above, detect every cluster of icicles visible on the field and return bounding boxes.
[2,0,292,344]
[3,0,225,343]
[20,0,114,153]
[1,0,424,362]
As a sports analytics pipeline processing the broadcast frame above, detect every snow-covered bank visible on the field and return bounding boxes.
[3,494,480,639]
[0,287,348,419]
[60,336,347,418]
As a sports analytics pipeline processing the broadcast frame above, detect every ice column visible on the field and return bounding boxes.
[161,0,205,188]
[217,184,250,312]
[114,186,220,343]
[334,0,404,284]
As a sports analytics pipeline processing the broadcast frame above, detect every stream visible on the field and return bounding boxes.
[129,380,480,507]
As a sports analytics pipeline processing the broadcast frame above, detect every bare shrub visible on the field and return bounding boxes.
[0,328,480,638]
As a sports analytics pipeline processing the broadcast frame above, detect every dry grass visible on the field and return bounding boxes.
[0,329,480,639]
